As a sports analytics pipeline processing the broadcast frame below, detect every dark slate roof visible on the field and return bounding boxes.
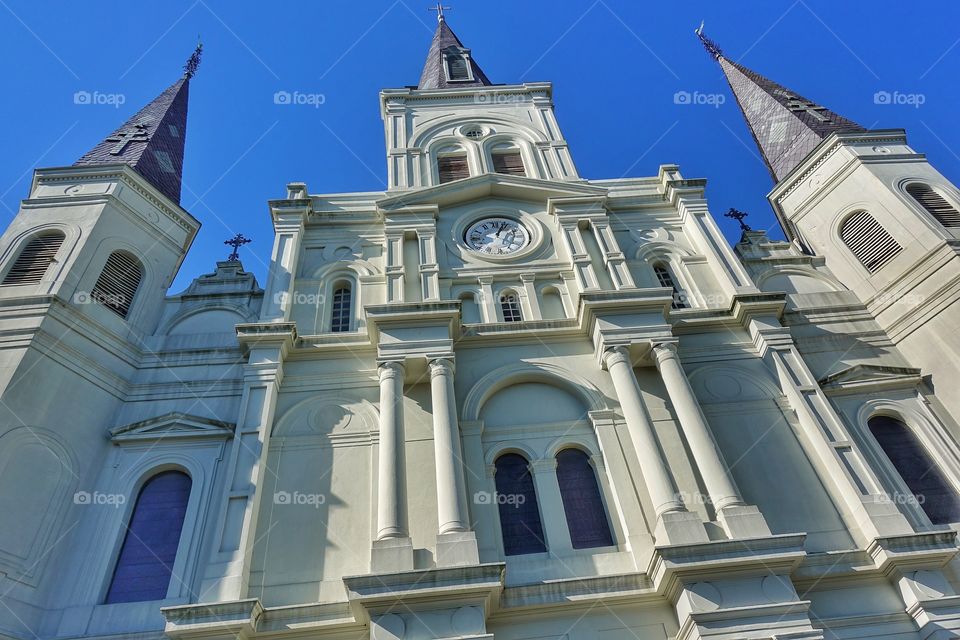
[417,18,492,90]
[76,76,190,205]
[698,28,865,183]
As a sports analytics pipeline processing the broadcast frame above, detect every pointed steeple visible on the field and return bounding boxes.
[417,10,492,90]
[75,44,202,205]
[696,25,864,183]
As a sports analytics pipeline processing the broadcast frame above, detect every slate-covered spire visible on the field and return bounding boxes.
[417,9,492,90]
[75,44,202,205]
[696,25,865,183]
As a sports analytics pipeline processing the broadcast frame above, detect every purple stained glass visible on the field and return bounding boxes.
[105,470,191,603]
[494,454,546,555]
[869,415,960,525]
[556,449,614,549]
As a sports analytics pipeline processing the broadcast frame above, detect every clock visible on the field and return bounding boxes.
[464,217,530,256]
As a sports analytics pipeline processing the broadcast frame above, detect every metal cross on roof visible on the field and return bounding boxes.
[224,233,252,262]
[429,3,451,22]
[724,208,752,231]
[106,120,152,155]
[183,41,203,79]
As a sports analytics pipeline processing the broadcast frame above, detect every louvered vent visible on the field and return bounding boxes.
[840,211,902,274]
[492,152,526,177]
[2,232,64,285]
[437,155,469,183]
[906,183,960,228]
[447,55,469,80]
[91,251,143,319]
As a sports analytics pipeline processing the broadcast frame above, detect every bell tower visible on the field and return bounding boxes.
[700,27,960,419]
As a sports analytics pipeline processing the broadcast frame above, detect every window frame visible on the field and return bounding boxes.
[498,288,523,322]
[838,209,902,274]
[329,279,354,333]
[555,447,615,549]
[1,230,66,287]
[905,182,960,229]
[442,47,476,83]
[90,249,144,320]
[492,452,548,556]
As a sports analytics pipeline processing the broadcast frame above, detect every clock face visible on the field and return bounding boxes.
[464,217,530,256]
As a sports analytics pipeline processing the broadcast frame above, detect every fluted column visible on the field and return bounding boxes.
[377,361,405,539]
[603,347,683,516]
[652,342,743,511]
[429,358,468,534]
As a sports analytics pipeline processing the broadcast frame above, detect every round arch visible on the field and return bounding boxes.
[462,361,609,423]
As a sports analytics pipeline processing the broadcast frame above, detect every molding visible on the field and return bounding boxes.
[110,412,235,443]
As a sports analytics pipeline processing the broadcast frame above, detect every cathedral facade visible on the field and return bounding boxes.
[2,14,960,640]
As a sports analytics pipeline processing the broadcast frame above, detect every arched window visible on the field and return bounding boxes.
[556,449,614,549]
[106,470,192,603]
[653,263,688,309]
[459,291,481,324]
[91,251,143,319]
[494,453,546,555]
[869,415,960,525]
[906,183,960,228]
[437,153,470,184]
[445,52,471,81]
[499,290,522,322]
[330,282,352,332]
[839,211,902,273]
[492,150,526,177]
[2,231,65,285]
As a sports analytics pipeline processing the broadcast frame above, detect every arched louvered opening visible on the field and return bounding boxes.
[839,211,902,274]
[330,281,352,332]
[492,149,526,177]
[906,183,960,228]
[2,231,65,285]
[494,453,546,555]
[499,290,522,322]
[556,448,614,549]
[653,263,688,309]
[105,470,191,603]
[869,415,960,525]
[437,153,470,184]
[91,251,143,319]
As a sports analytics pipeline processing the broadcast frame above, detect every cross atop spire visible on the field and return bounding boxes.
[429,3,451,23]
[417,12,492,90]
[75,44,199,205]
[697,25,865,184]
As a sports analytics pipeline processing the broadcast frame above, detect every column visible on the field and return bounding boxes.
[557,221,599,290]
[604,347,682,516]
[376,361,405,539]
[429,357,480,567]
[417,230,440,301]
[372,360,414,572]
[652,343,742,510]
[590,219,636,290]
[260,217,304,321]
[519,273,541,320]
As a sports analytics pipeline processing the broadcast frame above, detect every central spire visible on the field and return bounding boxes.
[417,12,492,90]
[697,24,865,183]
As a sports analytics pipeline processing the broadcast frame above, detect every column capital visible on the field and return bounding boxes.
[428,357,455,377]
[378,360,405,381]
[519,272,537,283]
[530,458,558,473]
[651,340,680,367]
[602,345,632,369]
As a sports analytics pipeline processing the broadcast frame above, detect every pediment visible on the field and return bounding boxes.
[110,412,235,443]
[819,364,922,394]
[376,173,606,212]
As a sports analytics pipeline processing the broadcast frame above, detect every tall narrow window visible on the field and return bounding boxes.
[869,415,960,525]
[437,155,470,183]
[906,183,960,228]
[839,211,902,273]
[492,152,526,177]
[330,283,352,332]
[2,231,65,285]
[556,449,614,549]
[91,251,143,319]
[446,54,470,81]
[653,263,687,309]
[106,471,191,603]
[500,291,522,322]
[494,454,546,555]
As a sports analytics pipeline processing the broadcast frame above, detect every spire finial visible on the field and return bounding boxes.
[724,208,752,231]
[695,21,723,59]
[224,233,252,262]
[183,39,203,79]
[429,3,451,23]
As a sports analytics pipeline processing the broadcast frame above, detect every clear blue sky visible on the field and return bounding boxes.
[1,1,958,290]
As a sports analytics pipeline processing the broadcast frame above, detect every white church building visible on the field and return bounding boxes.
[3,13,960,640]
